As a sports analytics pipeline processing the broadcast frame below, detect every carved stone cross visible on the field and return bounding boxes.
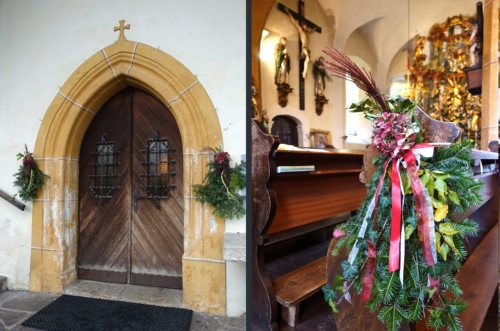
[114,19,130,41]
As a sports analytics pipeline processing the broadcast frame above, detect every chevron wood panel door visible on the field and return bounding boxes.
[130,89,184,289]
[78,87,183,288]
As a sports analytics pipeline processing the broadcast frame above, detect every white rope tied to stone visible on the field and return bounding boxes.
[126,42,139,76]
[102,49,125,87]
[57,91,95,115]
[167,77,199,104]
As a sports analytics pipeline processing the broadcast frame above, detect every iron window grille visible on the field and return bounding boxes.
[88,134,121,203]
[139,131,176,204]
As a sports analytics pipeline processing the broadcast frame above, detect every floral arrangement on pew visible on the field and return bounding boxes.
[321,49,482,331]
[13,145,48,201]
[194,148,246,219]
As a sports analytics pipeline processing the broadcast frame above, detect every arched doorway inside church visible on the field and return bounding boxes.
[78,87,184,289]
[271,115,299,146]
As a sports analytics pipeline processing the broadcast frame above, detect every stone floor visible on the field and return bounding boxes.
[0,280,245,331]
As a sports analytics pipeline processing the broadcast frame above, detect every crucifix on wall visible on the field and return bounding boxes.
[278,1,322,110]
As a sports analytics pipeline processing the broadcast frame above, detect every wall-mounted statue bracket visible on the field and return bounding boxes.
[277,83,293,108]
[315,95,328,116]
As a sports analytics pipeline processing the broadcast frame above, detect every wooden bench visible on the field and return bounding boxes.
[272,256,326,327]
[251,119,367,330]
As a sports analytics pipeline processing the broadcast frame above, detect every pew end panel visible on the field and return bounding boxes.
[252,119,367,329]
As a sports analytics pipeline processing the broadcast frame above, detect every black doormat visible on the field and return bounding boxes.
[22,295,193,331]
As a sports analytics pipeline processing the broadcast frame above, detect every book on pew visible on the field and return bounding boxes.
[276,165,315,173]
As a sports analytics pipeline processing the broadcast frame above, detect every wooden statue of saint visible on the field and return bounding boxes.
[312,56,329,115]
[275,37,293,107]
[275,37,290,85]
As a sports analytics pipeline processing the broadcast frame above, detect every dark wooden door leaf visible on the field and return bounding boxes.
[271,115,299,146]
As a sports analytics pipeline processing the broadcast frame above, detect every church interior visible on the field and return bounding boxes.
[0,0,245,329]
[252,0,498,330]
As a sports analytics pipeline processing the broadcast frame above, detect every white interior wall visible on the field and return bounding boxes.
[0,0,245,316]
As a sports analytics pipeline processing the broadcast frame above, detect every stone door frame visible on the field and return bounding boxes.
[30,38,227,314]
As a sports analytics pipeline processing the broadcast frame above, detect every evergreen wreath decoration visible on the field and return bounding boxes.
[193,148,246,219]
[13,145,48,201]
[321,49,482,331]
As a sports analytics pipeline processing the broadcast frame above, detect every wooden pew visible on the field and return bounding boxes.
[251,119,367,330]
[325,108,498,331]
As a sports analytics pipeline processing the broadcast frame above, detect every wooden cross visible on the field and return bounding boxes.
[278,1,322,110]
[114,19,130,41]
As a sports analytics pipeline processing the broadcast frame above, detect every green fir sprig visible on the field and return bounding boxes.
[13,145,48,201]
[193,148,246,219]
[323,140,481,331]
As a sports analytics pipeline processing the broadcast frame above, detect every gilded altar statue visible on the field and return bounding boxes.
[408,14,481,146]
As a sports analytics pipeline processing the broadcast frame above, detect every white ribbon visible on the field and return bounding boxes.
[348,197,376,265]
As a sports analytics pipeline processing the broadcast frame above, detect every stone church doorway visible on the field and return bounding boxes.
[30,32,227,313]
[78,88,183,289]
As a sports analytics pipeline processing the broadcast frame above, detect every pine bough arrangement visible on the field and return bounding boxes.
[194,148,246,219]
[13,145,47,201]
[321,49,482,331]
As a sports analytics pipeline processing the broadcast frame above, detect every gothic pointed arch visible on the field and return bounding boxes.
[30,37,226,314]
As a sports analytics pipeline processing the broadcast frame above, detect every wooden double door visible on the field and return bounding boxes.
[78,87,184,289]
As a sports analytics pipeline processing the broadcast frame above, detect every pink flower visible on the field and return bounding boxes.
[333,228,345,238]
[214,151,230,165]
[372,112,417,157]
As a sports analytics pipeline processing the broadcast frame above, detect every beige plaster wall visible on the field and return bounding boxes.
[0,0,245,317]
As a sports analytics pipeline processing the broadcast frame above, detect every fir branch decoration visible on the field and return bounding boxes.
[321,49,483,331]
[193,148,246,219]
[13,145,48,201]
[323,141,481,331]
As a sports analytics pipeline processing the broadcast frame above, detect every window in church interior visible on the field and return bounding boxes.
[345,78,371,145]
[142,131,176,200]
[89,134,120,203]
[390,76,409,97]
[271,115,299,146]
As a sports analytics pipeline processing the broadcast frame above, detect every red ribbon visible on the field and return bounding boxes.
[388,158,401,272]
[361,143,437,302]
[404,148,437,266]
[360,158,391,302]
[389,144,437,273]
[360,242,377,302]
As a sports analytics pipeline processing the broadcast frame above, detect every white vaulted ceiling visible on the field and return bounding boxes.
[317,0,478,88]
